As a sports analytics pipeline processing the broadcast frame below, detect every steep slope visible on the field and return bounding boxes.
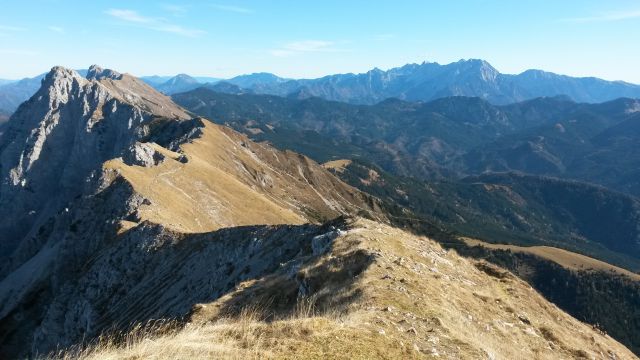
[103,119,382,234]
[54,218,637,359]
[0,65,385,358]
[0,65,190,259]
[325,160,640,271]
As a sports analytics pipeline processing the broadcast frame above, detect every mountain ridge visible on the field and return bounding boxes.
[173,88,640,198]
[3,59,640,115]
[0,65,385,357]
[219,59,640,105]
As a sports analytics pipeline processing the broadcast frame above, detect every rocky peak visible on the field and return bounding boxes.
[464,59,499,82]
[0,65,187,259]
[86,64,123,81]
[122,142,166,167]
[42,66,84,84]
[37,66,86,103]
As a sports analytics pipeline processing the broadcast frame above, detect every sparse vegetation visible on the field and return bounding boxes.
[331,160,640,271]
[45,300,352,360]
[452,239,640,355]
[45,219,637,359]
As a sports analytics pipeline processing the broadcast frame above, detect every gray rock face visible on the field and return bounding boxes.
[25,222,326,355]
[0,66,204,357]
[311,229,341,256]
[122,142,165,167]
[0,66,187,259]
[86,64,123,81]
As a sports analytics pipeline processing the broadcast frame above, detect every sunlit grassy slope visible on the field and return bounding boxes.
[53,218,636,360]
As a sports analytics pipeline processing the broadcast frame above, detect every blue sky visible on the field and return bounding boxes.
[0,0,639,82]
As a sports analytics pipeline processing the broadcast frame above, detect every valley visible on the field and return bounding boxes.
[461,237,640,281]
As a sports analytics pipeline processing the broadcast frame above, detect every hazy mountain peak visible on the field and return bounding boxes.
[169,73,198,84]
[154,74,201,94]
[210,59,640,105]
[455,58,499,81]
[228,72,288,87]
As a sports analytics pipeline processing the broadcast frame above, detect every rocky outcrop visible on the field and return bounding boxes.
[0,66,189,260]
[122,142,165,167]
[85,64,123,81]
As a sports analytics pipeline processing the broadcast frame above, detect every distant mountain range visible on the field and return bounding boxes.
[2,59,639,114]
[0,75,44,114]
[216,59,640,105]
[173,88,640,197]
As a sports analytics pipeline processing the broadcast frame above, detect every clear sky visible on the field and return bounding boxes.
[0,0,639,82]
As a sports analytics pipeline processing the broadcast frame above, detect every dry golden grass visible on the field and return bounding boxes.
[105,122,378,234]
[47,301,411,360]
[97,74,191,120]
[104,124,304,233]
[322,159,352,173]
[53,219,637,359]
[461,237,640,281]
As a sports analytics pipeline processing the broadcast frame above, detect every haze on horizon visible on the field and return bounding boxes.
[0,0,639,83]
